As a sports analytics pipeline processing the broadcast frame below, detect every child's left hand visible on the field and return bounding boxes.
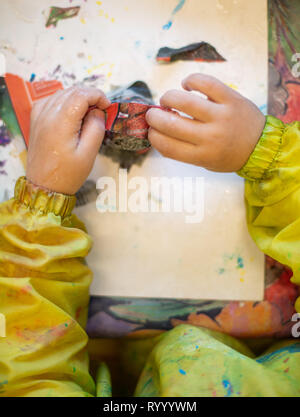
[146,73,266,172]
[26,86,110,195]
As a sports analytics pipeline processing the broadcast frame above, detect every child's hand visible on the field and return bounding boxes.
[26,86,111,194]
[146,73,266,172]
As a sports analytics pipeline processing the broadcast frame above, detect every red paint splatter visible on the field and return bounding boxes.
[75,306,82,320]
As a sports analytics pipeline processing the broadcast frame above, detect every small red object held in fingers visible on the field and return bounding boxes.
[104,102,176,152]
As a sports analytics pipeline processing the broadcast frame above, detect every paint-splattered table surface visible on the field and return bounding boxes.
[0,0,267,301]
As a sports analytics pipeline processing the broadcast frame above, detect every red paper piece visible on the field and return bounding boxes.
[104,102,171,152]
[5,73,63,146]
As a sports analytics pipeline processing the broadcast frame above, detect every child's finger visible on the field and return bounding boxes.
[182,73,233,103]
[146,107,205,145]
[62,87,111,122]
[148,127,199,164]
[77,108,106,156]
[160,89,218,121]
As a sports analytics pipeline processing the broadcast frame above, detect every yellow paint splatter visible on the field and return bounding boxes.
[96,5,114,22]
[239,278,245,283]
[226,83,238,91]
[80,17,86,24]
[88,55,92,62]
[19,150,27,170]
[107,72,112,78]
[87,62,106,75]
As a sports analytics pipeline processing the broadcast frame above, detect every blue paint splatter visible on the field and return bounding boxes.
[256,344,300,364]
[259,103,267,115]
[162,0,186,30]
[179,369,186,375]
[222,380,233,397]
[163,20,173,30]
[0,380,8,388]
[29,73,36,82]
[237,256,244,269]
[60,36,64,40]
[173,0,186,14]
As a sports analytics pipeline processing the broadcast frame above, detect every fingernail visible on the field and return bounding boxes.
[182,81,191,91]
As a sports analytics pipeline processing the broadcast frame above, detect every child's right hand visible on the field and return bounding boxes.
[146,73,266,172]
[26,86,111,195]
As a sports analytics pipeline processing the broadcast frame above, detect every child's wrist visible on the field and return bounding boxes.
[26,177,66,195]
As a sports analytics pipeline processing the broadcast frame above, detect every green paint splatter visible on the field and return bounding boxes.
[237,256,244,269]
[46,6,80,28]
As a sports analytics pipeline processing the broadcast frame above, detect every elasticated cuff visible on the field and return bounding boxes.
[237,115,286,181]
[14,176,76,217]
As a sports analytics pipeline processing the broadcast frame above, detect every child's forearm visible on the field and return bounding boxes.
[238,116,300,310]
[0,177,95,397]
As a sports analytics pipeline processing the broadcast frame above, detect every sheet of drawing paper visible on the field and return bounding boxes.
[0,0,267,300]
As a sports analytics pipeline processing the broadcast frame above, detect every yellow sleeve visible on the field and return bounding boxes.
[0,177,95,397]
[238,115,300,311]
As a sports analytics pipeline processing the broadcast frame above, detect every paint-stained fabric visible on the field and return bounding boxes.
[0,178,94,397]
[1,116,300,397]
[238,116,300,311]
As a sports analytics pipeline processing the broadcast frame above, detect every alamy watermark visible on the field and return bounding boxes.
[291,53,300,78]
[291,313,300,337]
[96,169,205,224]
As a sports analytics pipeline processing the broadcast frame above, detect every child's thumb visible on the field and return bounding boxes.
[78,108,106,155]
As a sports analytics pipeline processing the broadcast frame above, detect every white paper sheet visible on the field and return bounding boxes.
[0,0,267,300]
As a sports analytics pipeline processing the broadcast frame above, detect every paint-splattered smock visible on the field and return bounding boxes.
[1,115,300,397]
